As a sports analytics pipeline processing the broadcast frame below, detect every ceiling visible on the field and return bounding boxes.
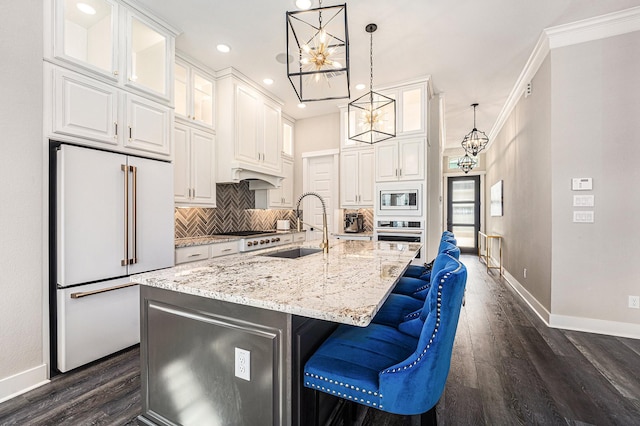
[133,0,640,150]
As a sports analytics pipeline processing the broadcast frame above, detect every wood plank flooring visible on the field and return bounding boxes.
[1,254,638,425]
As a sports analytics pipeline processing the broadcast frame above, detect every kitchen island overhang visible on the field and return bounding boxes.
[133,239,422,426]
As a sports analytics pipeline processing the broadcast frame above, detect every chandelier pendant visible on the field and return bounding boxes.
[286,1,350,102]
[461,103,489,156]
[347,23,396,144]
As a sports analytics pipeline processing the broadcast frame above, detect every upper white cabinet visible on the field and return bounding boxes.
[175,57,215,128]
[50,0,177,102]
[375,137,425,182]
[380,83,426,137]
[174,123,216,207]
[255,157,294,209]
[282,117,294,157]
[49,65,172,156]
[216,71,284,184]
[340,148,374,208]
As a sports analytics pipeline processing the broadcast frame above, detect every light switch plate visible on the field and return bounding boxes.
[572,177,593,191]
[235,347,250,381]
[573,211,594,223]
[573,195,594,207]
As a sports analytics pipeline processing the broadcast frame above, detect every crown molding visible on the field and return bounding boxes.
[487,6,640,148]
[545,6,640,49]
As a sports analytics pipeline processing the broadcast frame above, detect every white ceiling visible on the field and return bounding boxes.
[133,0,640,150]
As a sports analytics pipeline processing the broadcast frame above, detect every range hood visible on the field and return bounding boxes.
[232,168,283,189]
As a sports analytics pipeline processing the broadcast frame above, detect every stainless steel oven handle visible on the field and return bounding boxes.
[70,282,137,299]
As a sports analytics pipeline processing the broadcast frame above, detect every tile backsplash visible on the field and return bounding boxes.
[175,182,296,238]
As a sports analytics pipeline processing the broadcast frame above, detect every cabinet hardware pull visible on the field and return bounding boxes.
[130,165,138,265]
[193,188,196,198]
[188,253,202,258]
[70,282,136,299]
[113,70,119,76]
[128,126,132,141]
[395,169,398,176]
[399,168,402,176]
[114,122,118,137]
[121,164,129,266]
[222,248,232,252]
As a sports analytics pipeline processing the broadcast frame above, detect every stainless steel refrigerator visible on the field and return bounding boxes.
[53,144,173,372]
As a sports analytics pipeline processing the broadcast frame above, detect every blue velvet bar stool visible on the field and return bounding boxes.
[404,233,457,279]
[304,254,467,425]
[394,243,460,301]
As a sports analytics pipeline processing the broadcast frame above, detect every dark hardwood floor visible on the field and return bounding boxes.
[1,254,639,425]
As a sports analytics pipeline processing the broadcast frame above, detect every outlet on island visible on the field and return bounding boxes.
[235,347,251,381]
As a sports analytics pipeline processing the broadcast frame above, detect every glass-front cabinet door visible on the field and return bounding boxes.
[126,12,170,99]
[174,61,188,118]
[192,70,214,126]
[56,0,119,80]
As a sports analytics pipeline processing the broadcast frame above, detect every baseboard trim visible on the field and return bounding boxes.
[502,269,551,324]
[549,314,640,340]
[502,268,640,340]
[0,364,49,404]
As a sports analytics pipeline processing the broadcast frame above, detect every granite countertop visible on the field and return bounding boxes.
[133,239,421,327]
[175,230,304,248]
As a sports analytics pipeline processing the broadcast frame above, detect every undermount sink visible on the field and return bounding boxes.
[262,247,322,259]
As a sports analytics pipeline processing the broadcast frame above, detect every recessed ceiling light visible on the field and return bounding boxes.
[298,103,306,109]
[276,53,294,64]
[216,44,231,53]
[355,83,366,90]
[76,2,96,15]
[263,78,274,85]
[295,0,312,10]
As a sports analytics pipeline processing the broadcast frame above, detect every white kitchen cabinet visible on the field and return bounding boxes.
[210,241,239,258]
[175,57,215,128]
[174,123,216,207]
[50,0,177,102]
[216,72,284,184]
[256,158,294,209]
[50,65,171,156]
[340,148,374,208]
[379,83,426,137]
[175,241,239,265]
[125,93,172,155]
[375,137,425,182]
[52,66,119,145]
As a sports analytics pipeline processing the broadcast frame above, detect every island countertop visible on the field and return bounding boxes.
[131,239,421,326]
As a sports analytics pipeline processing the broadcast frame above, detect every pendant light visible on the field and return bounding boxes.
[286,1,350,102]
[457,153,477,174]
[347,23,395,144]
[461,103,489,156]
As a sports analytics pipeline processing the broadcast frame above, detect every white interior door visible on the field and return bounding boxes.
[303,153,338,241]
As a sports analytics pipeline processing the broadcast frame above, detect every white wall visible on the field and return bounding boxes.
[485,54,553,311]
[550,31,640,327]
[485,29,640,337]
[293,112,340,199]
[0,0,47,400]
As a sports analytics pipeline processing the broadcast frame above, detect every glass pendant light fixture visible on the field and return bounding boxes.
[286,1,350,102]
[461,103,489,156]
[347,23,395,144]
[457,153,477,173]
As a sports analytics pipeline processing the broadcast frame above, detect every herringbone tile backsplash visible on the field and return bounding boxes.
[175,182,297,238]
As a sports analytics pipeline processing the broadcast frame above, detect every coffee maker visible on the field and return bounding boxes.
[344,212,364,233]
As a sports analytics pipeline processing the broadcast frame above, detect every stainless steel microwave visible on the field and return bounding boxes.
[376,183,422,216]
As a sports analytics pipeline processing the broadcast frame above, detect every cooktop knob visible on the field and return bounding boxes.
[247,241,253,246]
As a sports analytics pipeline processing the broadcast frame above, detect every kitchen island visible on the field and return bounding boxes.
[132,239,421,426]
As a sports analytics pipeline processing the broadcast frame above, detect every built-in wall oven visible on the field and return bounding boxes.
[376,183,422,217]
[374,220,425,265]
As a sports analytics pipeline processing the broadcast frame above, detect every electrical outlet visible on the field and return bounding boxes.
[235,347,251,381]
[523,268,527,279]
[629,296,640,309]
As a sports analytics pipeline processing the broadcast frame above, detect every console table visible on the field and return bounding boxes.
[478,232,502,276]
